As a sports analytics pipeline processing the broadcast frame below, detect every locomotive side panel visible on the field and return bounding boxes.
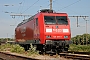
[15,14,41,44]
[25,20,34,40]
[15,19,34,42]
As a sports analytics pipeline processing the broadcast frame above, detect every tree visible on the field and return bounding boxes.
[71,34,90,45]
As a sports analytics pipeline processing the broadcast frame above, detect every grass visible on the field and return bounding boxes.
[69,44,90,52]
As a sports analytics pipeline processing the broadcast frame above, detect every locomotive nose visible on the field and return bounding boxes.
[45,25,69,33]
[45,25,70,40]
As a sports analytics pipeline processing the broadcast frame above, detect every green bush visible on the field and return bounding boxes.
[10,44,25,54]
[0,43,12,51]
[27,44,39,56]
[0,43,39,56]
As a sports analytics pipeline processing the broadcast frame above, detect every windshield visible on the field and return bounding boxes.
[44,16,68,25]
[44,16,56,24]
[56,16,68,25]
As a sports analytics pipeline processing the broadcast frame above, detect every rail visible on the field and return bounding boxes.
[0,51,62,60]
[59,51,90,60]
[0,51,39,60]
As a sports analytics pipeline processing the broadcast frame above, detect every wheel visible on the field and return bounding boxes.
[64,48,68,52]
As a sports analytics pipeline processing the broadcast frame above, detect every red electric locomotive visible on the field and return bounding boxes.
[15,9,71,53]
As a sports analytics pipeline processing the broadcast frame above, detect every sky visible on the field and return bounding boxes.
[0,0,90,38]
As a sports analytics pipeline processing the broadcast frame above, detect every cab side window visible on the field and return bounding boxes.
[36,18,38,26]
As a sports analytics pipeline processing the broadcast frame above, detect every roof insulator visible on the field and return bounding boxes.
[40,9,53,13]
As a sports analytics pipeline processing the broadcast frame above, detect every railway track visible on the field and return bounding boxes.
[0,51,65,60]
[0,51,39,60]
[67,51,90,55]
[59,51,90,60]
[1,51,90,60]
[40,51,90,60]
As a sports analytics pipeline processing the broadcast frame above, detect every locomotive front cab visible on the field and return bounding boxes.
[44,15,71,40]
[42,12,71,52]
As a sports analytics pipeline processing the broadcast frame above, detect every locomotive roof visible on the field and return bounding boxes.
[17,9,68,27]
[17,15,36,27]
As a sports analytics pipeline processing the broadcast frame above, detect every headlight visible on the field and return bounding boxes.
[46,35,51,38]
[64,36,68,38]
[46,40,52,44]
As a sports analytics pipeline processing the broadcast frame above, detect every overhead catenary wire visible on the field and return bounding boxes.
[11,0,40,20]
[19,0,25,14]
[47,0,82,15]
[47,0,81,10]
[51,0,81,14]
[59,0,81,10]
[22,0,40,13]
[55,0,86,28]
[17,0,25,14]
[12,0,25,26]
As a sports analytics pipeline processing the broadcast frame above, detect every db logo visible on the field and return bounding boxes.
[20,27,26,33]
